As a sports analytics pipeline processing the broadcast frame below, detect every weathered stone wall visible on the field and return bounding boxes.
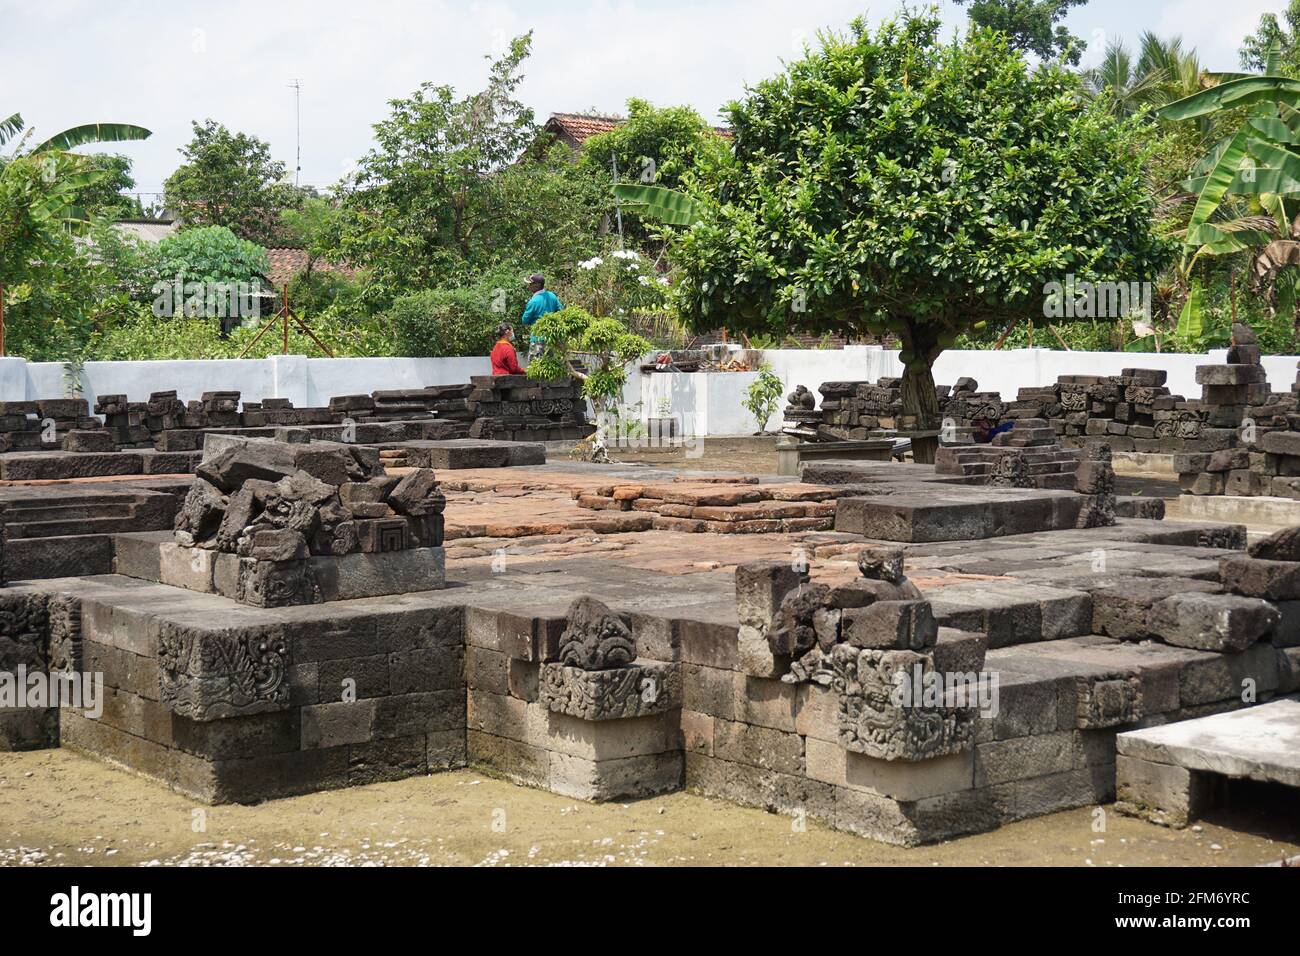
[56,582,467,802]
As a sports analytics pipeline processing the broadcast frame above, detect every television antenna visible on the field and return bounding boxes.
[288,79,302,187]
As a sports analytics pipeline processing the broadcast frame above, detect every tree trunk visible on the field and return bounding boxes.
[899,321,942,464]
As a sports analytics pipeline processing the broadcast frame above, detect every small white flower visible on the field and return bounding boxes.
[611,249,639,260]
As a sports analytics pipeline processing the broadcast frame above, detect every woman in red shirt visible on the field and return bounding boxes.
[490,323,525,376]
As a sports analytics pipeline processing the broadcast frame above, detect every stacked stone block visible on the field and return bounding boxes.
[785,377,993,442]
[934,419,1083,489]
[94,394,152,447]
[466,595,683,801]
[464,375,593,442]
[53,578,467,802]
[1052,369,1201,454]
[1174,323,1274,496]
[0,589,79,750]
[788,369,1205,455]
[0,399,101,452]
[0,400,48,452]
[168,436,446,607]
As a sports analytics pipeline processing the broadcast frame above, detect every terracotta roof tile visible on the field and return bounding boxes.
[265,248,355,287]
[542,112,732,148]
[545,113,625,143]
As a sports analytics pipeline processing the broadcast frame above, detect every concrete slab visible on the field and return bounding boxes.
[1117,698,1300,789]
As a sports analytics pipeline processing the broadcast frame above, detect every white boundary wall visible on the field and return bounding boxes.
[631,345,1300,437]
[2,346,1297,438]
[0,355,490,408]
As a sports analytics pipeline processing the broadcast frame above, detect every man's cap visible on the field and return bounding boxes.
[528,273,545,285]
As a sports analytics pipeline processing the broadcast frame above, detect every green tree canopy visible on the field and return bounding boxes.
[67,153,143,219]
[326,34,605,303]
[577,98,729,246]
[673,13,1170,431]
[164,120,302,244]
[0,112,150,359]
[955,0,1089,65]
[1241,1,1300,74]
[156,224,270,286]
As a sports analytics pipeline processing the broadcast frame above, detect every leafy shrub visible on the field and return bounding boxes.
[89,309,234,360]
[528,306,651,413]
[156,225,269,284]
[744,367,785,433]
[384,270,530,357]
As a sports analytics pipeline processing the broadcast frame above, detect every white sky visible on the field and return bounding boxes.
[2,0,1285,199]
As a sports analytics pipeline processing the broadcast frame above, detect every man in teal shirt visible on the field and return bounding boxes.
[521,273,562,360]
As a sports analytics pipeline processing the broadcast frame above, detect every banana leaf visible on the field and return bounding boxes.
[1246,138,1300,180]
[1159,77,1300,121]
[28,167,104,221]
[1123,335,1159,353]
[1186,126,1255,249]
[1281,103,1300,135]
[612,183,704,226]
[1182,166,1300,196]
[1189,136,1232,178]
[1175,281,1204,342]
[1260,193,1290,237]
[1190,221,1276,254]
[32,122,151,153]
[1250,116,1300,145]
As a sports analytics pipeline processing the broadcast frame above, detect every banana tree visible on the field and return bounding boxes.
[0,113,151,354]
[1,112,151,225]
[1159,41,1300,322]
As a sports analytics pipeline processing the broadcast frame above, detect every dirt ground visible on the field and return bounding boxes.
[1,749,1296,867]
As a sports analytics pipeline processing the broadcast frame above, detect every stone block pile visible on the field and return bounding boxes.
[94,394,152,447]
[0,398,102,453]
[787,366,1215,457]
[6,376,591,470]
[35,575,469,803]
[467,595,684,801]
[165,435,446,606]
[1174,323,1285,497]
[762,548,977,764]
[783,377,994,442]
[1054,368,1199,453]
[463,374,593,442]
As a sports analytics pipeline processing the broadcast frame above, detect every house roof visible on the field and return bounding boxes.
[265,248,356,287]
[540,112,732,151]
[542,113,625,147]
[112,219,180,243]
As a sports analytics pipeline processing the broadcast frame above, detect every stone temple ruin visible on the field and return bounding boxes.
[0,367,1297,847]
